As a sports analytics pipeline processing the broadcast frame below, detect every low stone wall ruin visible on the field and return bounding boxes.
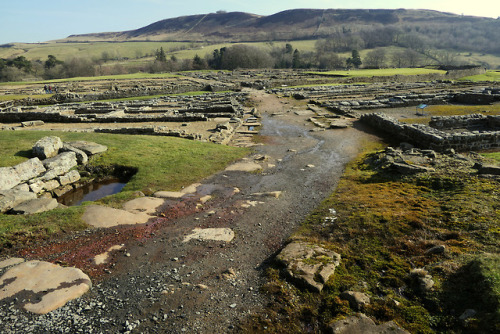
[0,137,107,214]
[360,113,500,152]
[429,114,500,130]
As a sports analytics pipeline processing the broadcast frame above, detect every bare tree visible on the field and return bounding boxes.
[364,48,387,68]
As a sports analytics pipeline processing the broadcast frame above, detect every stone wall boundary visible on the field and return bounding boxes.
[360,113,500,152]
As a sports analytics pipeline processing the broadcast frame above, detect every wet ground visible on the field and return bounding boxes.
[0,90,377,333]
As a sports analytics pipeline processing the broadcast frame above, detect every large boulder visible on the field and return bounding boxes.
[32,136,63,160]
[277,241,341,292]
[12,158,46,182]
[0,260,91,314]
[0,167,21,191]
[66,141,107,156]
[0,189,37,213]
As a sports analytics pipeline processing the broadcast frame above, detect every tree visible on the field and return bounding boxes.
[192,54,206,70]
[346,50,362,68]
[364,49,386,68]
[155,47,167,62]
[44,55,63,69]
[317,53,345,70]
[392,49,421,68]
[292,49,301,68]
[7,56,32,72]
[217,45,273,70]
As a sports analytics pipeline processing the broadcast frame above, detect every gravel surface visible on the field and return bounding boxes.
[0,90,376,333]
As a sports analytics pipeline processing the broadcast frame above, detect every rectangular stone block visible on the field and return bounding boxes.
[13,158,46,182]
[58,170,80,186]
[43,179,60,192]
[0,167,21,191]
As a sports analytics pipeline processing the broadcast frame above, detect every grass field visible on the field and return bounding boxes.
[307,67,447,77]
[401,104,500,124]
[0,131,249,249]
[0,72,181,87]
[460,71,500,82]
[0,41,204,61]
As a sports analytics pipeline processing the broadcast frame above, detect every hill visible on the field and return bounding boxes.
[62,8,500,55]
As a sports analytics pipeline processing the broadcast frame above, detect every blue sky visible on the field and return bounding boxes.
[1,0,499,44]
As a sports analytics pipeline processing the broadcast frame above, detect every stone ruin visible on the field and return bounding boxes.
[360,113,500,152]
[273,84,500,116]
[0,92,259,145]
[0,136,107,214]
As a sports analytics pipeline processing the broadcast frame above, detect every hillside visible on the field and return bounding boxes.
[62,8,500,55]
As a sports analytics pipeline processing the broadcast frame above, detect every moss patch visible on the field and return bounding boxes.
[242,141,500,333]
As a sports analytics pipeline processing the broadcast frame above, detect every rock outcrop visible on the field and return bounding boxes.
[277,241,341,292]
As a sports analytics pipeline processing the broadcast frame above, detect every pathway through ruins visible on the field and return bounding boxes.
[0,90,377,333]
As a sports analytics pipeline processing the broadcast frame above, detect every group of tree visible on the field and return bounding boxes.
[0,39,481,82]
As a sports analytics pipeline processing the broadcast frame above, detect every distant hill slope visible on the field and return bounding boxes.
[64,8,500,55]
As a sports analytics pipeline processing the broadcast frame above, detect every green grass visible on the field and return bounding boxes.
[307,67,447,77]
[481,152,500,163]
[0,72,181,87]
[0,93,54,102]
[460,71,500,82]
[0,41,202,61]
[246,140,500,333]
[401,104,500,124]
[0,131,249,249]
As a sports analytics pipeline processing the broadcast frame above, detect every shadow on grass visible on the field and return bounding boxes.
[14,149,33,159]
[439,254,500,333]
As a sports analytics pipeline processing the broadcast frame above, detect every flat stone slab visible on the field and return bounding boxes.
[251,191,282,198]
[153,191,185,199]
[122,197,165,215]
[10,197,59,214]
[93,245,124,265]
[82,205,151,228]
[66,141,107,156]
[183,228,235,243]
[0,258,24,270]
[0,260,91,314]
[181,183,202,194]
[0,189,37,213]
[225,162,262,172]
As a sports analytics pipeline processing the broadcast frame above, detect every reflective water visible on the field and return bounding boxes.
[58,178,127,206]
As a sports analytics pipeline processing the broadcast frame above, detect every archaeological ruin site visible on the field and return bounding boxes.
[0,68,499,333]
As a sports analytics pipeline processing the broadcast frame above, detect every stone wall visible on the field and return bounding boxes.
[429,114,500,130]
[360,113,500,152]
[0,137,107,214]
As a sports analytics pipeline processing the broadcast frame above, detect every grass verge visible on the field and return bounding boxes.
[0,131,249,251]
[241,141,500,333]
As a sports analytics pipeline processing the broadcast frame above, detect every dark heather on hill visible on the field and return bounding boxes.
[66,8,500,54]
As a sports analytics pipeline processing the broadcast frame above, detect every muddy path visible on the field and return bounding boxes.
[0,90,377,333]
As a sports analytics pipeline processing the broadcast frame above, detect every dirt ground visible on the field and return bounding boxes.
[0,89,378,333]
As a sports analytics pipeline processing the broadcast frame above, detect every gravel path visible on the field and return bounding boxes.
[0,90,376,333]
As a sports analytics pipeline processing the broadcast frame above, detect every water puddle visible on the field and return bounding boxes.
[58,178,127,206]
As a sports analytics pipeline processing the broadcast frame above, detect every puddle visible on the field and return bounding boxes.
[58,178,127,206]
